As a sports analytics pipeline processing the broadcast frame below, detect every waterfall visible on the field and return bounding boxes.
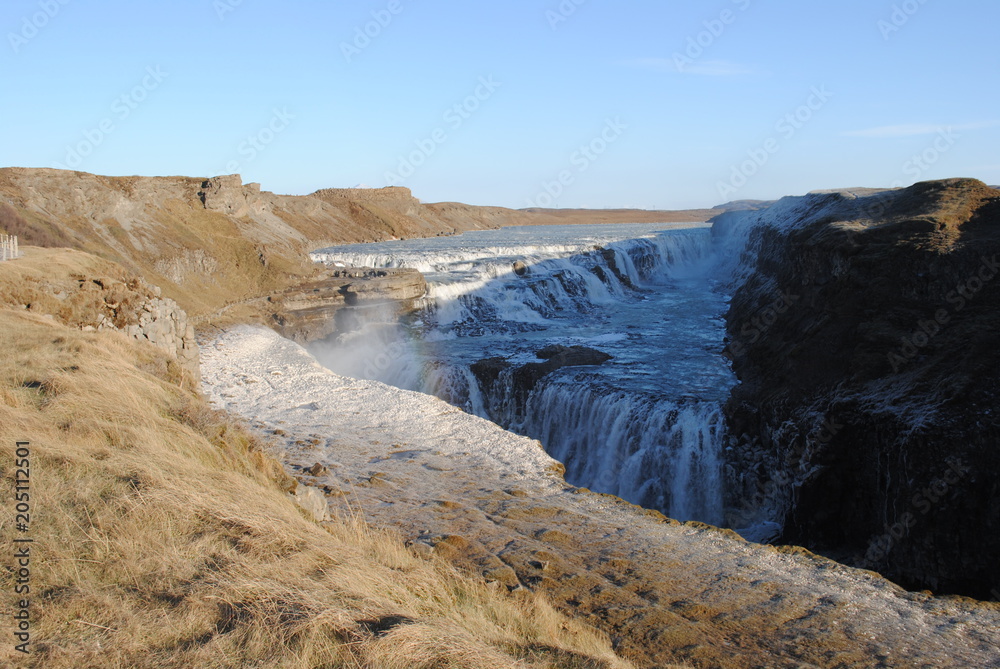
[525,382,725,524]
[309,224,733,524]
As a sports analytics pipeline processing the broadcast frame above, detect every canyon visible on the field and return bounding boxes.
[2,168,998,667]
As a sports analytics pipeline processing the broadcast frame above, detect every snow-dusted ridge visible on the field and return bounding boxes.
[708,188,908,303]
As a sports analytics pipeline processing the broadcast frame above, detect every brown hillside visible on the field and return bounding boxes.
[0,169,724,319]
[0,309,635,669]
[0,169,534,317]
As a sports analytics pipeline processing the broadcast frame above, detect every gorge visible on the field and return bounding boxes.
[308,223,736,527]
[306,179,1000,600]
[3,168,998,667]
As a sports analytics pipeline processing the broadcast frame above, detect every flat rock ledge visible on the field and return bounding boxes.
[268,267,426,343]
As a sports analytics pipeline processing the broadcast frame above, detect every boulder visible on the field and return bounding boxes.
[292,484,330,523]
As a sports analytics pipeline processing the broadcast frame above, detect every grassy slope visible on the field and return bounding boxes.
[0,194,316,320]
[0,247,159,327]
[0,310,633,669]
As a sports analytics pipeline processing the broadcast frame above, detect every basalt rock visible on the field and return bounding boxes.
[593,246,635,288]
[471,345,612,426]
[715,178,1000,599]
[269,267,426,343]
[535,344,613,366]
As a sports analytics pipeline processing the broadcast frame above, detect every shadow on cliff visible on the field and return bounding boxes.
[719,178,1000,600]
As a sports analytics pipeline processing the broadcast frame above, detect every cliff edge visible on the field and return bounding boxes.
[716,178,1000,599]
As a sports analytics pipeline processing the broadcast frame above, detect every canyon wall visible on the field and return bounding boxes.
[715,179,1000,598]
[0,169,540,319]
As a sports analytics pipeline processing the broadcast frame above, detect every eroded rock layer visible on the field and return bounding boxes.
[269,267,426,343]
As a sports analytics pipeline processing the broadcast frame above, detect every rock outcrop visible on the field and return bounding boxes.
[269,267,426,343]
[0,247,199,374]
[471,345,612,426]
[114,291,199,372]
[198,174,268,218]
[715,179,1000,599]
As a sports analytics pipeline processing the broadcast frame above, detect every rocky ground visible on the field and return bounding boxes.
[0,246,199,374]
[201,326,1000,669]
[268,267,427,343]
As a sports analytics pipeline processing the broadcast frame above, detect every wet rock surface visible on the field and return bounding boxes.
[268,267,426,343]
[471,345,613,425]
[717,178,1000,599]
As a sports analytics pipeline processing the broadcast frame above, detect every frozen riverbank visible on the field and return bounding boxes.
[200,325,1000,669]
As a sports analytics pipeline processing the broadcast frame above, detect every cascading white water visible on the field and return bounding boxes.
[521,382,726,524]
[309,223,736,524]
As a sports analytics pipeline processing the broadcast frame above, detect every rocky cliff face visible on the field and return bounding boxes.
[113,291,199,372]
[268,267,426,343]
[716,179,1000,599]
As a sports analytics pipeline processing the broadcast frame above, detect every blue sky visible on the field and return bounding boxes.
[2,0,998,209]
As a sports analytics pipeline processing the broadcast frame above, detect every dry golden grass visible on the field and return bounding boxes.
[0,310,632,669]
[0,194,320,320]
[0,247,146,327]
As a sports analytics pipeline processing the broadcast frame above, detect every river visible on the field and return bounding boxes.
[310,223,735,524]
